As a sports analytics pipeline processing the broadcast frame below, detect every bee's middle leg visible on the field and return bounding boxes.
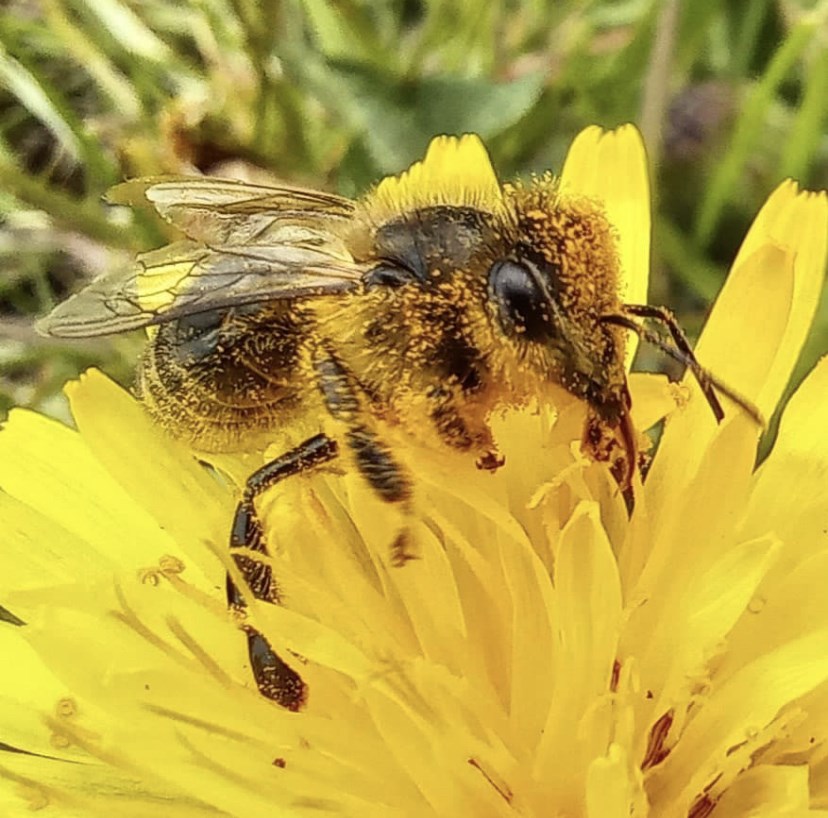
[315,354,414,564]
[227,433,338,708]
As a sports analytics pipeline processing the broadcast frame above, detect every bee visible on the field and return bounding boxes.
[39,135,758,708]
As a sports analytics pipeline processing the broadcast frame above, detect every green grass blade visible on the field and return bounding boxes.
[0,156,133,248]
[656,215,724,302]
[780,42,828,183]
[42,0,142,121]
[0,41,82,161]
[75,0,173,64]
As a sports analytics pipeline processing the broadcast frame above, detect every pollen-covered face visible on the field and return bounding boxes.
[496,181,628,409]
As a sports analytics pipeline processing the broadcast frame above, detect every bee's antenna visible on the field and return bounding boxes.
[600,307,765,429]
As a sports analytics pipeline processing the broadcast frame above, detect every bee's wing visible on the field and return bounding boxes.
[108,177,355,244]
[38,177,367,338]
[38,235,366,338]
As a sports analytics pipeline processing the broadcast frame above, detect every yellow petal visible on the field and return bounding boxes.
[643,184,827,525]
[715,765,810,815]
[363,133,505,223]
[620,410,756,592]
[0,627,75,759]
[628,371,679,431]
[741,355,828,577]
[65,370,233,588]
[699,181,827,418]
[535,502,622,802]
[586,744,639,818]
[0,752,217,818]
[560,124,651,367]
[0,409,171,583]
[0,491,97,590]
[722,357,828,669]
[501,537,558,755]
[648,629,828,812]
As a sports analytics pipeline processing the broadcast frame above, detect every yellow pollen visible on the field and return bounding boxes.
[55,697,77,718]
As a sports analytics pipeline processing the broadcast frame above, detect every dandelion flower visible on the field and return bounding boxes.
[1,127,827,817]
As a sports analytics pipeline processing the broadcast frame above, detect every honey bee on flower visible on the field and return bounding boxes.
[38,129,758,707]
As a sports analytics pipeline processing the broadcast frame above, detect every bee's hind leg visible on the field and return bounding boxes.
[227,433,338,708]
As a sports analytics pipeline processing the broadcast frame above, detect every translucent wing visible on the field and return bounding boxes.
[38,178,366,338]
[107,177,356,244]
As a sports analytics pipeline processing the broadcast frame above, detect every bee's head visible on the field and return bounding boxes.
[486,183,629,414]
[360,191,630,415]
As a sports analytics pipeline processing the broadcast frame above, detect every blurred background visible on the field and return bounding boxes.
[0,0,826,428]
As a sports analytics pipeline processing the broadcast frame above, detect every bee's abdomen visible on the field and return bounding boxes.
[136,304,312,452]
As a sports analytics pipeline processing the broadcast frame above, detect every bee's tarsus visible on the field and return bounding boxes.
[0,605,25,627]
[230,499,264,550]
[476,450,505,471]
[244,628,307,711]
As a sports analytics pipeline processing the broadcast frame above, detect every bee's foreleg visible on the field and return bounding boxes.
[227,433,338,708]
[315,353,414,565]
[425,384,504,471]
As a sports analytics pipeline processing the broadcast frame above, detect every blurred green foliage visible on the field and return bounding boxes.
[0,0,826,426]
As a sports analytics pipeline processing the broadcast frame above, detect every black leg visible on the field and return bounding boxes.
[345,424,411,504]
[425,384,504,471]
[315,352,415,563]
[603,307,724,421]
[315,352,412,505]
[622,304,699,359]
[227,433,338,708]
[425,385,475,450]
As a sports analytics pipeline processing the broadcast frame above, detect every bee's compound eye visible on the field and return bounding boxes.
[488,259,553,341]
